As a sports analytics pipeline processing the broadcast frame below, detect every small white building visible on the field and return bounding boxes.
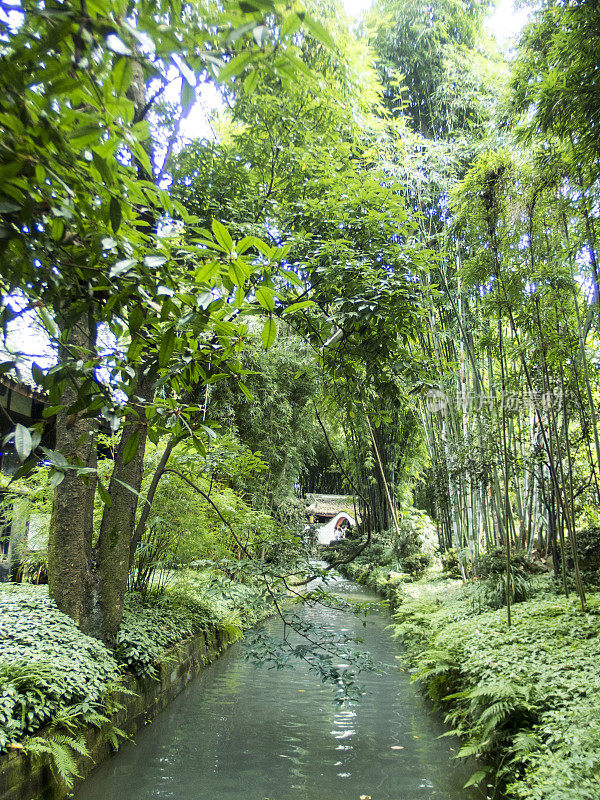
[304,494,357,546]
[316,512,356,546]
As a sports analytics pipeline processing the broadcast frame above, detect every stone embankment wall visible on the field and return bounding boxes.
[0,627,237,800]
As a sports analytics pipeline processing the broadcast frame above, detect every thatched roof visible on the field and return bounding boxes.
[305,493,356,518]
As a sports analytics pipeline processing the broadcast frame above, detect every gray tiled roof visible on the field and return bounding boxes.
[305,493,356,516]
[0,349,45,397]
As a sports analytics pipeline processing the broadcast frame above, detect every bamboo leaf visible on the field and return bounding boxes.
[158,329,176,367]
[109,196,122,233]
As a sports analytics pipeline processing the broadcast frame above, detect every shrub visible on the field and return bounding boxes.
[400,552,432,580]
[441,548,461,578]
[478,547,538,578]
[0,585,118,751]
[476,567,533,610]
[399,587,600,799]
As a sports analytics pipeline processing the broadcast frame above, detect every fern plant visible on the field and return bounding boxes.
[412,646,461,704]
[23,732,88,788]
[20,679,134,788]
[443,679,540,791]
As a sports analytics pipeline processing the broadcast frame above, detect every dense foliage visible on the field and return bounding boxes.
[0,585,118,751]
[0,572,271,751]
[2,0,600,795]
[397,586,600,800]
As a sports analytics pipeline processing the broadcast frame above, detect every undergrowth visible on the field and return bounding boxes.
[0,567,273,785]
[379,573,600,800]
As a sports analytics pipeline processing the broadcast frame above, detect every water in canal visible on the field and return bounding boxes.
[76,573,480,800]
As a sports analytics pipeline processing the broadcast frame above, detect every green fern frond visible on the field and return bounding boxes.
[23,733,86,789]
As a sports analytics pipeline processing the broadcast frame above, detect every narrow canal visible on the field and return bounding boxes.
[76,573,479,800]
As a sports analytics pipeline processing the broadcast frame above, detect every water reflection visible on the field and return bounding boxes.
[76,575,480,800]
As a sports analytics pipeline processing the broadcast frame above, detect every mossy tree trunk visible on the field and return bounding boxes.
[48,346,155,641]
[48,315,98,632]
[95,377,153,642]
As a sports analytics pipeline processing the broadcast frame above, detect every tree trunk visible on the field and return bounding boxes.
[95,377,154,641]
[48,315,98,632]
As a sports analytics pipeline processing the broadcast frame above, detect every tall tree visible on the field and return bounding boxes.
[0,0,328,639]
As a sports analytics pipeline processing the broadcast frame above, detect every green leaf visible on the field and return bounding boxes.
[226,21,256,47]
[51,219,64,242]
[29,427,42,450]
[51,470,65,490]
[14,423,33,461]
[229,261,248,288]
[39,307,59,338]
[129,305,144,333]
[109,196,122,233]
[31,362,45,387]
[238,381,254,401]
[261,317,277,349]
[114,478,143,498]
[110,258,136,277]
[97,478,113,507]
[255,286,276,311]
[253,24,268,47]
[280,267,303,287]
[0,360,15,375]
[0,200,21,213]
[105,34,131,56]
[280,52,313,82]
[212,219,233,252]
[122,429,140,466]
[281,12,302,37]
[194,260,221,282]
[130,139,153,177]
[300,14,337,50]
[282,300,314,314]
[42,405,65,418]
[237,235,271,255]
[69,126,103,148]
[158,329,176,367]
[112,57,133,94]
[244,70,260,95]
[217,52,254,83]
[463,770,488,789]
[42,448,69,469]
[92,151,113,185]
[181,80,195,116]
[200,424,217,439]
[144,255,167,268]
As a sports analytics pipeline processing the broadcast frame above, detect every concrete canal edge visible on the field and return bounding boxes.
[0,626,239,800]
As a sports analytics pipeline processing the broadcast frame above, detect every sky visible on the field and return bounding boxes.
[343,0,528,42]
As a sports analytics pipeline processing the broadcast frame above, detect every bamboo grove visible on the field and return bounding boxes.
[315,0,600,619]
[1,0,600,632]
